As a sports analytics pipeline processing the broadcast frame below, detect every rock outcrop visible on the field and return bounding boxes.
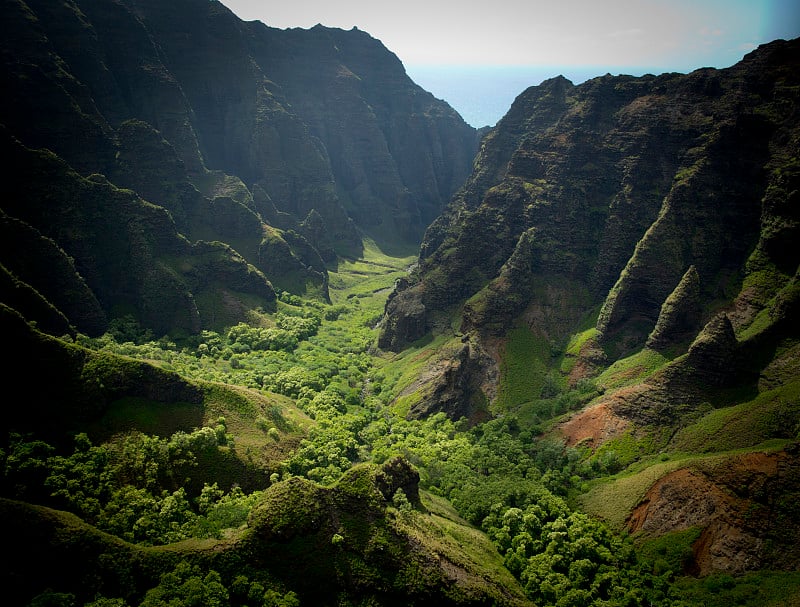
[646,265,702,351]
[626,448,800,575]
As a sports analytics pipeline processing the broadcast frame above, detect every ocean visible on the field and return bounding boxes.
[405,64,663,128]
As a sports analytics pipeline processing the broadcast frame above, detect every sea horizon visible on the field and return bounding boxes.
[405,64,680,128]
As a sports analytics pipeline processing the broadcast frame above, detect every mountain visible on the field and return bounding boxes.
[379,38,800,575]
[0,0,477,337]
[3,0,800,604]
[380,38,799,408]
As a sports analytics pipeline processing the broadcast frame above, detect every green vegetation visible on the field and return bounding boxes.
[636,527,703,575]
[4,10,800,606]
[670,380,800,452]
[3,427,262,546]
[4,232,798,607]
[672,570,800,607]
[595,348,671,392]
[588,428,665,473]
[565,327,600,358]
[496,326,555,412]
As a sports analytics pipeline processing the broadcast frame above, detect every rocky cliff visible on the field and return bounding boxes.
[380,38,800,419]
[378,38,800,578]
[0,0,477,336]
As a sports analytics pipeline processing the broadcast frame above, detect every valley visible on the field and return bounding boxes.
[4,224,798,606]
[0,1,799,605]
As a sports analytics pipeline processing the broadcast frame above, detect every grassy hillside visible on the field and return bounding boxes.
[1,239,538,606]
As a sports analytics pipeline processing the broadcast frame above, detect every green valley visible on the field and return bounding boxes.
[1,1,799,605]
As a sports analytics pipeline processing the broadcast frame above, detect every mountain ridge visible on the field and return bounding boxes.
[380,37,799,381]
[376,36,800,581]
[0,0,477,336]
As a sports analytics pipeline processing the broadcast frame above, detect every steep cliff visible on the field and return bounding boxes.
[378,38,800,580]
[0,0,477,336]
[380,38,800,418]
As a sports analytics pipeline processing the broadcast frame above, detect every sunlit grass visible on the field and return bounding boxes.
[495,326,553,412]
[390,491,527,601]
[578,442,789,530]
[595,348,670,392]
[376,333,456,406]
[669,379,800,453]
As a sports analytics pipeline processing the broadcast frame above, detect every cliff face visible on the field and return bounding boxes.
[379,38,800,419]
[0,0,477,336]
[376,40,800,578]
[246,23,478,243]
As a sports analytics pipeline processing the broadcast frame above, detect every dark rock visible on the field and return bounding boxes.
[406,339,494,425]
[646,265,703,351]
[377,284,428,350]
[375,456,421,506]
[0,0,479,335]
[681,313,740,387]
[0,210,106,336]
[380,38,800,413]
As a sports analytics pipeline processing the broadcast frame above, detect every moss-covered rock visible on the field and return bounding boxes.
[0,454,528,607]
[646,265,703,352]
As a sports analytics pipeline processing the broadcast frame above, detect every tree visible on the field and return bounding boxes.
[140,561,229,607]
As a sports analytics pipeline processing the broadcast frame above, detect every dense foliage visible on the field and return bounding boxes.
[27,560,301,607]
[4,247,794,606]
[2,2,798,602]
[3,427,260,546]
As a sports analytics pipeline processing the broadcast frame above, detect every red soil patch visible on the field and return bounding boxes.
[626,451,796,576]
[557,402,629,449]
[627,468,731,536]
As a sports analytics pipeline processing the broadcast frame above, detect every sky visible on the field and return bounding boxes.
[220,1,800,127]
[221,0,800,70]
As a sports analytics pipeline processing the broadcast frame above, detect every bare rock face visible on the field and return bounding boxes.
[377,278,428,350]
[627,467,766,576]
[405,340,494,425]
[626,448,800,575]
[595,114,767,359]
[627,468,731,536]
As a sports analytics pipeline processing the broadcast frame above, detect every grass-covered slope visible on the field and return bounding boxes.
[1,240,543,606]
[0,302,305,481]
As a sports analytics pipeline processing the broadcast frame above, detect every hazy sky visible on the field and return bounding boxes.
[221,0,800,71]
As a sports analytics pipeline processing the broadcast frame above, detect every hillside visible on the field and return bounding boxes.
[1,0,799,605]
[0,0,477,336]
